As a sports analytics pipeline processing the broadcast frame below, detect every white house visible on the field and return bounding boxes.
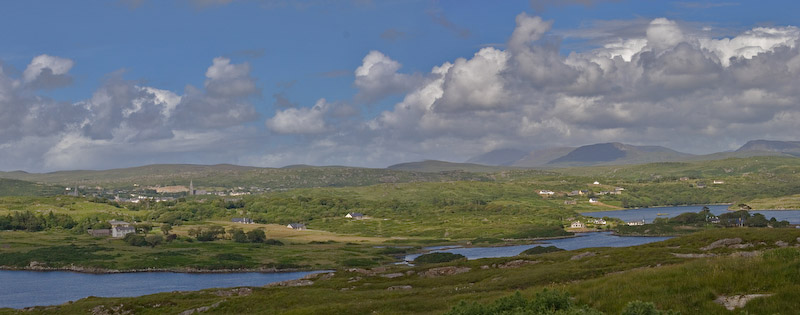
[588,218,607,225]
[287,223,306,230]
[626,220,645,226]
[231,217,254,224]
[589,198,599,203]
[570,221,585,228]
[538,190,555,195]
[593,181,600,185]
[345,212,365,219]
[109,220,135,238]
[713,180,725,184]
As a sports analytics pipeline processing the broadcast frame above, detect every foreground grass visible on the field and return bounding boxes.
[4,228,800,314]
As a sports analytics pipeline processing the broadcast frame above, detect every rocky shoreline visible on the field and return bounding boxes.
[0,262,314,274]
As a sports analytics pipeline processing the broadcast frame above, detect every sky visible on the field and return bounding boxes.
[1,0,800,172]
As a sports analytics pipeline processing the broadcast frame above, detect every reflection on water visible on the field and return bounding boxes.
[0,270,327,309]
[404,232,671,261]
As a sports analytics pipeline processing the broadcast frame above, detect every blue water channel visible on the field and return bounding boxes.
[583,204,800,224]
[404,232,672,261]
[0,270,327,309]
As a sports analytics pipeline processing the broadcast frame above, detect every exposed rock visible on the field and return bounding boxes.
[371,267,388,273]
[212,288,252,297]
[348,276,362,283]
[729,243,754,249]
[730,251,761,258]
[178,301,223,315]
[405,270,416,276]
[714,294,773,310]
[420,266,471,278]
[265,279,314,287]
[570,252,596,260]
[381,273,404,279]
[480,265,490,269]
[91,304,132,315]
[672,253,716,258]
[346,268,372,275]
[701,238,742,251]
[387,285,413,291]
[497,260,539,269]
[775,240,789,248]
[303,272,335,281]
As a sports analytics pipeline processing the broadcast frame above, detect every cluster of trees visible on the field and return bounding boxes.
[0,211,77,231]
[717,210,790,228]
[652,208,790,228]
[123,233,165,247]
[186,225,275,244]
[229,228,266,243]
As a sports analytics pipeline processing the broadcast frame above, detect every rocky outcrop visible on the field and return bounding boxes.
[387,285,413,290]
[701,238,742,251]
[265,279,314,287]
[714,294,773,310]
[672,253,716,258]
[178,301,224,315]
[381,273,405,279]
[420,266,471,278]
[497,260,539,269]
[212,288,252,297]
[570,252,596,260]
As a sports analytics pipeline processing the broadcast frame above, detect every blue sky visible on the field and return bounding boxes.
[1,0,800,171]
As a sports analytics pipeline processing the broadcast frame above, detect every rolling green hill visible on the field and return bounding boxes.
[386,160,516,173]
[0,164,492,189]
[0,179,63,196]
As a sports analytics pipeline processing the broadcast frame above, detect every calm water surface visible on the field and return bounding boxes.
[404,232,671,261]
[0,270,326,309]
[583,205,800,224]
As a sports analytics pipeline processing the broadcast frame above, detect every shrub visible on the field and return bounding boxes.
[145,234,163,248]
[230,228,248,243]
[123,234,147,246]
[341,258,378,267]
[413,252,465,264]
[246,229,267,243]
[263,239,284,246]
[520,246,564,256]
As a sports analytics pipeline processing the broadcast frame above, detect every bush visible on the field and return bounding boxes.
[263,239,284,246]
[621,301,659,315]
[145,234,163,247]
[246,229,267,243]
[446,290,602,315]
[341,258,379,267]
[413,252,465,264]
[230,228,248,243]
[520,246,564,255]
[123,234,147,247]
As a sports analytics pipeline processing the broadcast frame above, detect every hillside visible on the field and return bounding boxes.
[546,142,695,167]
[386,160,514,173]
[0,179,63,196]
[0,164,492,189]
[466,148,529,166]
[513,146,575,167]
[736,139,800,156]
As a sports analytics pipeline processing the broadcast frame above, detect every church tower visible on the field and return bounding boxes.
[189,180,195,196]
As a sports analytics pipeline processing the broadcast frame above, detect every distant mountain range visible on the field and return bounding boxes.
[465,140,800,168]
[2,140,799,189]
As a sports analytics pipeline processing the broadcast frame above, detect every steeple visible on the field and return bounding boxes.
[189,180,194,196]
